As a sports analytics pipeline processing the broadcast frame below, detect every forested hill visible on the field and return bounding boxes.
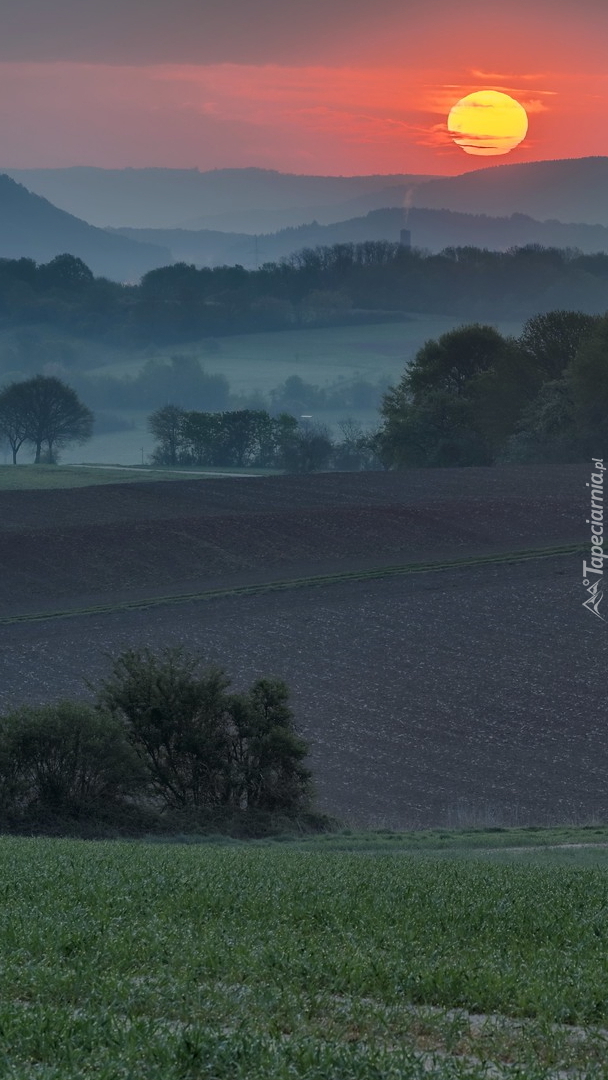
[1,242,608,345]
[414,157,608,226]
[112,207,608,270]
[2,167,435,231]
[0,175,170,280]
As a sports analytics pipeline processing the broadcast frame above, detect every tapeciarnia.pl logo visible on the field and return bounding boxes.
[582,458,606,620]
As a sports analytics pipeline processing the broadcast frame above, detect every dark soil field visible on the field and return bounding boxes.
[1,463,603,830]
[0,464,586,613]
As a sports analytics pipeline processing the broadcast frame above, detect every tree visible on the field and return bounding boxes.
[281,421,333,473]
[518,310,600,381]
[499,378,582,463]
[0,381,31,463]
[96,648,233,811]
[95,648,312,815]
[0,702,140,814]
[404,324,511,398]
[377,389,491,468]
[148,404,186,466]
[566,314,608,435]
[228,678,312,812]
[13,375,93,463]
[38,253,94,291]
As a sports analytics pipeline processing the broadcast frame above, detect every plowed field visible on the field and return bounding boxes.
[1,464,602,829]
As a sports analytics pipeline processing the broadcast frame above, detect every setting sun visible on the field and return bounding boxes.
[447,90,529,156]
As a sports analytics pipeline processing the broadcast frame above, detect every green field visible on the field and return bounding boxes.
[1,832,608,1078]
[89,315,525,391]
[0,464,277,490]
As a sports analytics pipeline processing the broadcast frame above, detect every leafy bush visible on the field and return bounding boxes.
[0,702,141,815]
[96,648,313,816]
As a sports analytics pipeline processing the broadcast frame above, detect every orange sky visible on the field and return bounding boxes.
[0,0,606,174]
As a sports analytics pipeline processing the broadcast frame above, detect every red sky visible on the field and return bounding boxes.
[0,0,607,175]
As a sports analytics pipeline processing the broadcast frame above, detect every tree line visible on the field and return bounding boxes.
[0,648,324,837]
[3,306,606,470]
[375,310,607,466]
[149,406,380,473]
[1,244,608,347]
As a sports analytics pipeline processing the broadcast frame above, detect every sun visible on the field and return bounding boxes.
[447,90,528,156]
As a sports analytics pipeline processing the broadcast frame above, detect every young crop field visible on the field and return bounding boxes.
[0,464,273,491]
[1,836,607,1078]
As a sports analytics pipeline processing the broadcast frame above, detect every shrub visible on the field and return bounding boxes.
[0,701,142,815]
[96,648,313,816]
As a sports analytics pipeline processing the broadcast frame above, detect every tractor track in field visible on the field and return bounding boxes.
[0,542,584,625]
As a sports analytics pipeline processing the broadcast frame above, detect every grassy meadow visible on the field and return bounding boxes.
[0,464,276,490]
[1,830,608,1078]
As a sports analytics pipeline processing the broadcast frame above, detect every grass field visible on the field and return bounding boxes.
[89,315,525,389]
[1,834,608,1079]
[0,464,275,490]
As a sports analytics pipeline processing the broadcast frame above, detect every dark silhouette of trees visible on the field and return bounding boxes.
[376,311,604,468]
[0,245,607,348]
[519,310,601,381]
[281,421,334,473]
[95,648,312,814]
[0,381,32,463]
[0,375,93,463]
[0,702,141,815]
[148,404,186,467]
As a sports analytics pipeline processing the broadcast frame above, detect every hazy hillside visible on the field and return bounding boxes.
[414,157,608,226]
[6,160,608,235]
[2,167,435,230]
[0,175,171,281]
[112,206,608,269]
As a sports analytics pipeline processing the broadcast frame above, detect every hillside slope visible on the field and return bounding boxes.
[113,206,608,269]
[3,167,435,230]
[414,157,608,226]
[0,174,171,280]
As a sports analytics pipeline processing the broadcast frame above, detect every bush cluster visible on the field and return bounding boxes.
[0,649,322,838]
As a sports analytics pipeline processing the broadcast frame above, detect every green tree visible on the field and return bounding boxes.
[518,310,600,381]
[228,679,312,812]
[500,378,582,463]
[378,323,547,467]
[148,404,186,466]
[378,390,490,468]
[566,314,608,435]
[405,324,510,398]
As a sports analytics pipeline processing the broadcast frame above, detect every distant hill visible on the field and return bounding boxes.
[2,167,436,230]
[413,157,608,226]
[111,205,608,270]
[0,175,171,280]
[5,159,608,234]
